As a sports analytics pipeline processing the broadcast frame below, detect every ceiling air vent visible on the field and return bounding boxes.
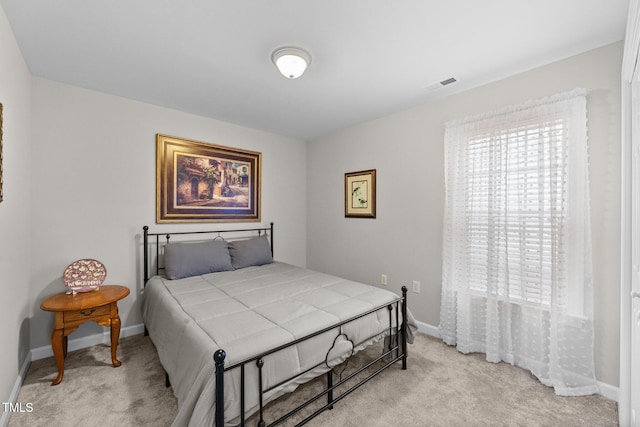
[423,77,458,94]
[440,77,457,86]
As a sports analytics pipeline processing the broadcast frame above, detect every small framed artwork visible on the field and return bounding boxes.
[156,134,261,223]
[345,169,376,218]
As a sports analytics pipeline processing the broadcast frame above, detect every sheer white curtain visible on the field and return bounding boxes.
[439,89,598,396]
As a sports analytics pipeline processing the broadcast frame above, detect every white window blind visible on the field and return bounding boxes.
[466,117,567,308]
[439,89,597,396]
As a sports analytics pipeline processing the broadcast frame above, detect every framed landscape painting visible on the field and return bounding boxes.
[345,169,376,218]
[156,134,261,223]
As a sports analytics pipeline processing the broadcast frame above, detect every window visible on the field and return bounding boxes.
[465,118,567,307]
[439,89,597,395]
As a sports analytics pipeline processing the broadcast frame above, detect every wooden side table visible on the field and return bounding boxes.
[40,285,130,385]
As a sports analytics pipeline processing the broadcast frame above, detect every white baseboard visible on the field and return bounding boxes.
[415,320,440,338]
[412,320,619,402]
[598,380,619,402]
[30,323,145,361]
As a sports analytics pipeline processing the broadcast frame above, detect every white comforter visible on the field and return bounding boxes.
[142,262,417,426]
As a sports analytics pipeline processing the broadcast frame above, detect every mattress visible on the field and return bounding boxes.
[142,261,417,426]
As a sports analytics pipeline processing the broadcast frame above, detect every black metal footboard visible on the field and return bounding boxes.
[213,286,409,427]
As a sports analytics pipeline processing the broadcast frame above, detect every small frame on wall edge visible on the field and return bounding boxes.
[345,169,376,218]
[0,102,3,204]
[156,134,261,223]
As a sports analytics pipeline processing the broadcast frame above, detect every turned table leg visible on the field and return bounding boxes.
[51,328,65,386]
[110,315,122,367]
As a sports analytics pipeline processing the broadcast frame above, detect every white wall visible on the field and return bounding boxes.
[0,3,33,415]
[307,42,623,388]
[28,78,307,350]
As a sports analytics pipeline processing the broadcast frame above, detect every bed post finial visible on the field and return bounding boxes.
[214,349,226,426]
[214,349,226,363]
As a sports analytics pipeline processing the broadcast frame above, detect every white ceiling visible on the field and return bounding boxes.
[1,0,629,140]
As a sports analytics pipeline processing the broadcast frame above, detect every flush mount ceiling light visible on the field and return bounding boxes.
[271,47,312,79]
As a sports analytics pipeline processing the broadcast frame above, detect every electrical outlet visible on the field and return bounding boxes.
[412,280,421,293]
[381,274,388,285]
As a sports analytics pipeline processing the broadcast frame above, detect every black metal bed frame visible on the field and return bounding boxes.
[142,223,408,427]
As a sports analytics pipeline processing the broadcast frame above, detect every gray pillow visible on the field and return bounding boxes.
[228,235,273,269]
[164,240,233,280]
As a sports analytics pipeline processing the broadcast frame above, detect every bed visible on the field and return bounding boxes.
[141,223,417,426]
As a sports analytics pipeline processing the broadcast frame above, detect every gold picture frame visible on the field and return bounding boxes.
[345,169,376,218]
[156,134,261,223]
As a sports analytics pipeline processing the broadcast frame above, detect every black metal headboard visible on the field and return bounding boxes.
[142,222,274,285]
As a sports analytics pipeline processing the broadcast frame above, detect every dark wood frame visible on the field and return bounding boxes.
[156,134,262,223]
[345,169,376,218]
[142,224,408,426]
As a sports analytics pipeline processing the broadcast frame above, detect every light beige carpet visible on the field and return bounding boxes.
[9,333,617,427]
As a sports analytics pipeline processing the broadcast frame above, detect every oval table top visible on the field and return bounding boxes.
[40,285,130,312]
